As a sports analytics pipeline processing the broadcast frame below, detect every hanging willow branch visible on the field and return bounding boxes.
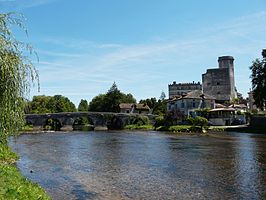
[0,13,39,144]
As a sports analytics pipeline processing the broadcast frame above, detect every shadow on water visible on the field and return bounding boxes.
[71,184,98,200]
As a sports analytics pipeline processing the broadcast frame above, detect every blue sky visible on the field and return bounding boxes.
[1,0,266,106]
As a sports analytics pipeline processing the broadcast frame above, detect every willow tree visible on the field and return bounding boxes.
[0,13,38,144]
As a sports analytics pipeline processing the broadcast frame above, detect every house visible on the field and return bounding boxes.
[228,104,247,113]
[119,103,150,114]
[167,90,215,116]
[209,107,236,125]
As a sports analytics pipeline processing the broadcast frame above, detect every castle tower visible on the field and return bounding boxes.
[202,56,236,103]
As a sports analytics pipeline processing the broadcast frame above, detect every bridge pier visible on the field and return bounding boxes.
[32,126,43,131]
[60,125,73,131]
[94,126,108,131]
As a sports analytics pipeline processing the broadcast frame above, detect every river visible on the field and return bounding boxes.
[9,131,266,200]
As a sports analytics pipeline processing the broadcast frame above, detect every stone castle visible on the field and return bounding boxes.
[169,56,236,103]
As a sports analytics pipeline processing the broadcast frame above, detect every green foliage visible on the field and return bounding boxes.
[78,99,89,112]
[152,99,167,115]
[236,110,242,115]
[88,94,106,112]
[0,13,38,144]
[188,116,209,132]
[22,124,33,132]
[139,98,157,110]
[155,125,192,132]
[44,118,62,131]
[139,97,166,115]
[164,109,186,125]
[104,82,123,112]
[47,95,76,113]
[88,82,136,112]
[0,12,51,199]
[73,117,91,125]
[195,108,210,119]
[0,144,50,199]
[154,116,165,127]
[124,124,153,130]
[28,95,76,113]
[0,164,51,200]
[250,49,266,110]
[0,145,18,165]
[27,95,51,114]
[136,115,150,126]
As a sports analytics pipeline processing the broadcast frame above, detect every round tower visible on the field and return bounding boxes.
[218,56,234,69]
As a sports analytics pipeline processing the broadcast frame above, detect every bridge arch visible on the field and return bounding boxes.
[44,118,62,131]
[107,116,124,130]
[73,116,94,131]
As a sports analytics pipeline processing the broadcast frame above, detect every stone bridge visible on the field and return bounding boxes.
[25,112,155,131]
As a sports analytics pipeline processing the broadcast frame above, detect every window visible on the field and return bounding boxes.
[217,82,220,85]
[192,102,196,108]
[181,102,185,108]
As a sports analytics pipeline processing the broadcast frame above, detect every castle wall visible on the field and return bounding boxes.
[168,81,202,99]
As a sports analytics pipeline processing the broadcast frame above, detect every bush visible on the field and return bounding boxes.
[128,115,150,126]
[188,116,208,127]
[154,116,165,127]
[124,124,153,130]
[164,109,186,126]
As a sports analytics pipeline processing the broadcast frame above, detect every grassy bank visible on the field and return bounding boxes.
[155,125,206,133]
[124,124,154,130]
[0,144,51,200]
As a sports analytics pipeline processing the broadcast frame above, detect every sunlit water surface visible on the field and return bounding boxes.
[9,131,266,200]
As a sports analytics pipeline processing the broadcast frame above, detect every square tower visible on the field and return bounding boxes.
[202,56,236,103]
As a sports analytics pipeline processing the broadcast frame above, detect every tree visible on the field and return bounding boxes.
[0,13,38,144]
[88,82,136,112]
[188,116,209,132]
[139,97,166,115]
[160,91,166,100]
[104,82,123,112]
[153,99,167,115]
[78,99,89,112]
[47,95,76,113]
[28,95,51,114]
[139,97,157,109]
[27,95,76,113]
[250,49,266,110]
[88,94,106,112]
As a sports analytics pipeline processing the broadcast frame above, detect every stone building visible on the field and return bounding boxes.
[167,90,215,116]
[168,81,202,99]
[202,56,236,103]
[119,103,150,114]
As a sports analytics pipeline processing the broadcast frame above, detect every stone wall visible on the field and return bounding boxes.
[202,56,236,103]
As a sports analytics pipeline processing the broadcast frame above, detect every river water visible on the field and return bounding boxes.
[9,131,266,200]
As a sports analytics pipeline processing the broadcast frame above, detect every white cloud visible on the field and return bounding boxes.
[31,11,266,104]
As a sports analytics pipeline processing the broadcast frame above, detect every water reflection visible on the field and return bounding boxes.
[9,131,266,200]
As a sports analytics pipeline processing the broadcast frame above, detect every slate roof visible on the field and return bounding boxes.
[168,90,215,102]
[119,103,150,110]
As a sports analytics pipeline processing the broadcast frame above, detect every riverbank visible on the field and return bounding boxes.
[0,144,51,199]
